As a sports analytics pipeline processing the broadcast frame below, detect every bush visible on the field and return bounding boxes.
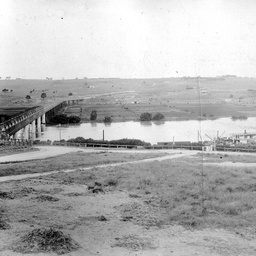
[68,115,81,123]
[41,92,47,99]
[104,116,112,123]
[140,112,152,121]
[152,113,165,121]
[68,92,73,96]
[90,110,97,121]
[49,114,69,124]
[49,114,81,124]
[26,95,31,100]
[68,137,151,146]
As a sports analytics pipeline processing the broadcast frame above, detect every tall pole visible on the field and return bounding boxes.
[58,124,61,141]
[103,129,104,141]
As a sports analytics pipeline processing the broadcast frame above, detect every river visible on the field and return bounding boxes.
[20,117,256,145]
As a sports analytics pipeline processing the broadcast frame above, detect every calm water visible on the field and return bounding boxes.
[21,117,256,144]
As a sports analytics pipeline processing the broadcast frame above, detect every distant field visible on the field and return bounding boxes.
[1,77,256,121]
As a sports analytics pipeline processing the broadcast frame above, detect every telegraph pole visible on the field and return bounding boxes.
[58,124,62,141]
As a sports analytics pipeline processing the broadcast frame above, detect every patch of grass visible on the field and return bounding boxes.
[62,157,256,230]
[11,228,80,255]
[113,234,156,251]
[33,195,59,202]
[0,151,166,177]
[196,152,256,163]
[104,178,119,187]
[0,208,10,230]
[0,191,14,199]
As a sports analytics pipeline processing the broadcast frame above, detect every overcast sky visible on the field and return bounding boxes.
[1,0,256,79]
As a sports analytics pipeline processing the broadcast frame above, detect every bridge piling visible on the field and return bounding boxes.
[42,114,46,124]
[37,116,41,137]
[31,120,36,140]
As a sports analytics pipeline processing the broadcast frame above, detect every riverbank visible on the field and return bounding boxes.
[61,102,255,123]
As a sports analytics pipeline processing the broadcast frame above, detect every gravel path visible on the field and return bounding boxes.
[0,146,193,163]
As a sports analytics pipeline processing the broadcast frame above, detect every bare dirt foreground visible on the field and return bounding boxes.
[0,148,256,256]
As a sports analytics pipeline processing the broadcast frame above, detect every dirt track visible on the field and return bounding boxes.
[0,147,196,183]
[2,145,256,164]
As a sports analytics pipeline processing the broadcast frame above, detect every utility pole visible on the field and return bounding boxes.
[58,124,61,141]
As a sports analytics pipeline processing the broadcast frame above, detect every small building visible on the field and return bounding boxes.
[202,144,213,151]
[230,130,256,144]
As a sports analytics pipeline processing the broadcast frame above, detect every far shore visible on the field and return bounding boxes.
[46,115,254,126]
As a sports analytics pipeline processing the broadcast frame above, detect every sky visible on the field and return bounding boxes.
[0,0,256,79]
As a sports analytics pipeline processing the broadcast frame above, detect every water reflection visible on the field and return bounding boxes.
[90,122,97,127]
[140,121,152,127]
[153,121,165,126]
[104,122,111,127]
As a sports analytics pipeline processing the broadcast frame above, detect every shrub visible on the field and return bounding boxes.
[49,114,81,124]
[90,110,97,121]
[68,92,73,96]
[152,113,165,121]
[104,116,112,123]
[41,92,47,99]
[140,112,152,121]
[68,137,151,146]
[68,115,81,123]
[49,114,69,124]
[105,178,118,186]
[26,95,31,100]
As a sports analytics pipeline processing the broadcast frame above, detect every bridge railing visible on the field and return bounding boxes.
[0,106,44,131]
[0,138,32,147]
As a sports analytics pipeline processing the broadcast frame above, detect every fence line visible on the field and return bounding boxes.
[1,139,256,153]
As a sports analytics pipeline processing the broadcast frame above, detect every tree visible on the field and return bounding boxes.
[68,115,81,123]
[104,116,112,123]
[152,113,165,121]
[49,114,69,124]
[90,110,97,121]
[140,112,152,121]
[41,92,47,99]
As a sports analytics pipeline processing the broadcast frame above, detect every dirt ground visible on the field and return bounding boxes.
[0,173,255,256]
[0,148,256,255]
[0,146,185,164]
